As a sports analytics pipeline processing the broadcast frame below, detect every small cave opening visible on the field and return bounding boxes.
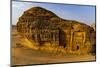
[77,45,79,50]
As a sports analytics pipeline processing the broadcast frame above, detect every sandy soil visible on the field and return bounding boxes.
[11,26,96,66]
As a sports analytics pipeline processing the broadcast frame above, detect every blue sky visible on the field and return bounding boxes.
[12,1,96,25]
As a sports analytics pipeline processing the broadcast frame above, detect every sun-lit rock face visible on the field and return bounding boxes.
[17,7,96,55]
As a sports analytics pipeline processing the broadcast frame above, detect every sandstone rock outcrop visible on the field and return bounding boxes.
[17,7,96,55]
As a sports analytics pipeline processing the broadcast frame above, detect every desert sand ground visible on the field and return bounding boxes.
[11,26,96,66]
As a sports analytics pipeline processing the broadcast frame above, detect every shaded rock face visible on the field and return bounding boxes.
[17,7,96,54]
[91,23,96,31]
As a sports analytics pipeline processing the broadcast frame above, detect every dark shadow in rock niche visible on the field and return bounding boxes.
[59,29,67,48]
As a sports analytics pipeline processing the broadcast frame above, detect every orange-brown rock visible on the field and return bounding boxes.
[17,7,96,55]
